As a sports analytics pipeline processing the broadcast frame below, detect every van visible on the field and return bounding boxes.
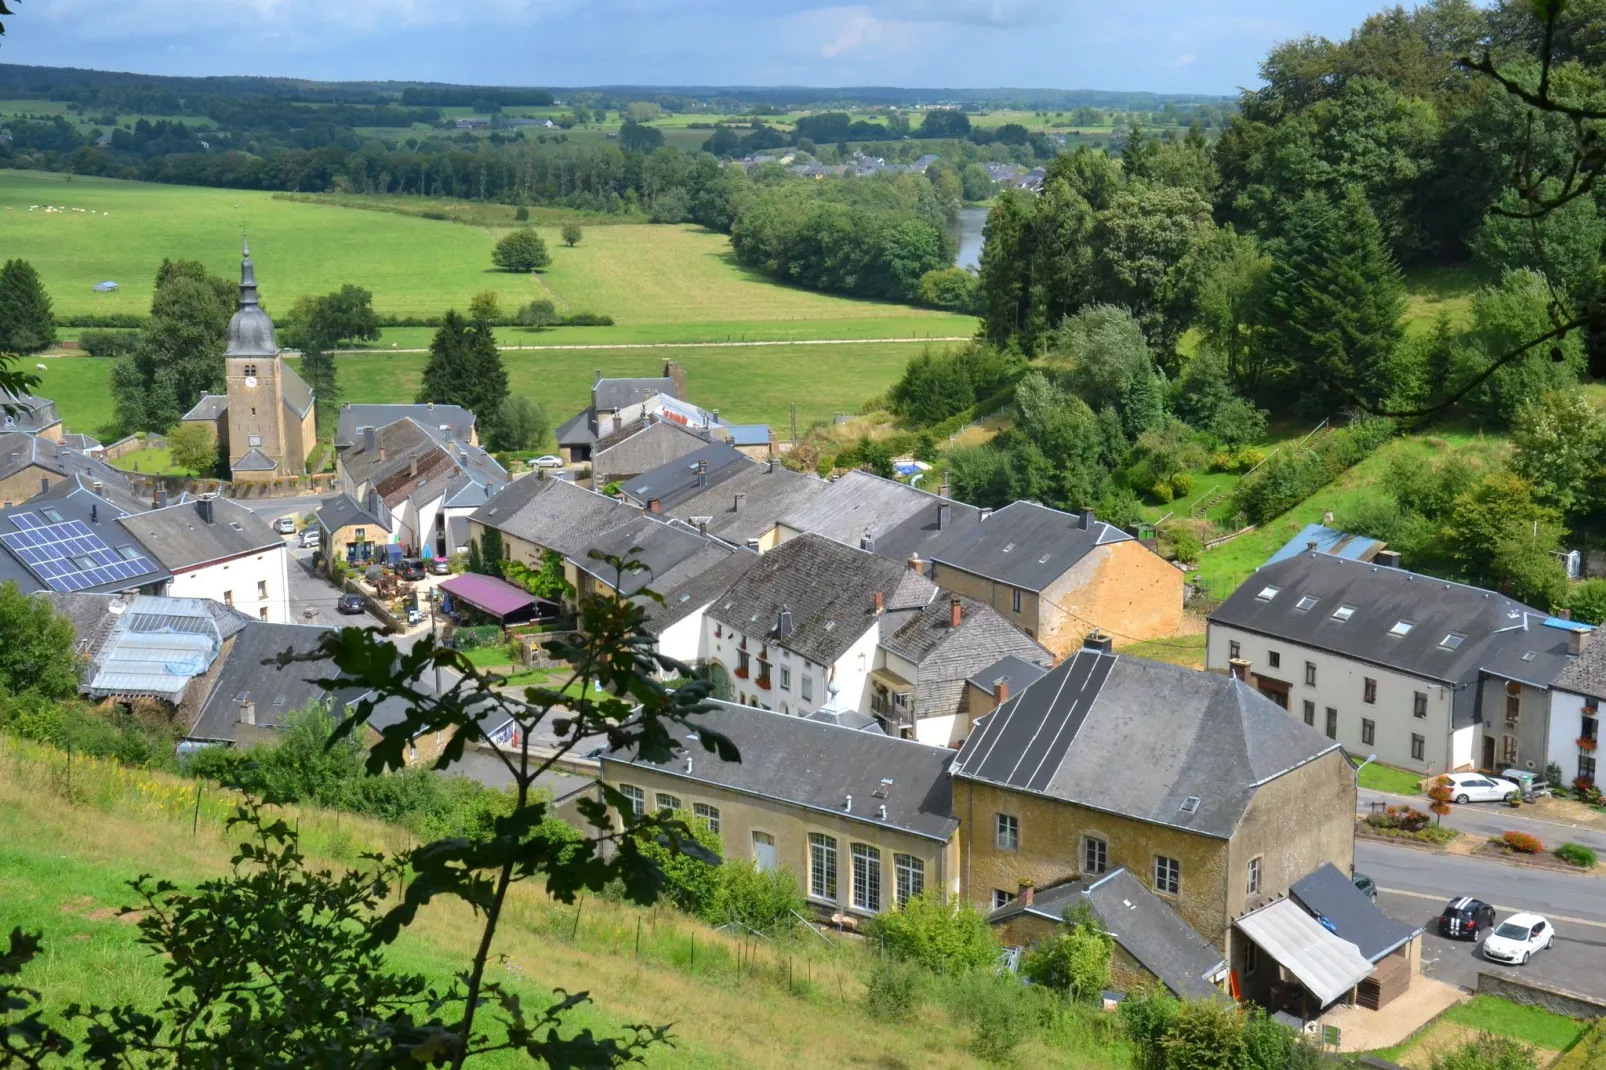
[299,528,321,549]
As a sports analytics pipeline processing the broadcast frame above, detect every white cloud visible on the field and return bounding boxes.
[820,9,887,57]
[36,0,576,37]
[863,0,1061,27]
[1169,51,1197,67]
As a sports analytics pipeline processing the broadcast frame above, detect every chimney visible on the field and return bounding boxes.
[90,503,98,524]
[92,480,103,495]
[938,482,949,499]
[1082,631,1113,654]
[1375,549,1402,568]
[1018,881,1034,906]
[907,553,923,572]
[427,401,435,411]
[697,458,708,487]
[1307,541,1318,553]
[379,447,387,462]
[844,794,853,812]
[861,529,876,553]
[767,457,776,474]
[1228,657,1251,683]
[409,456,418,478]
[698,519,709,537]
[938,501,951,531]
[1079,508,1095,531]
[950,596,962,628]
[1560,609,1572,621]
[995,678,1010,705]
[745,537,760,551]
[648,499,661,514]
[196,497,214,524]
[595,368,604,385]
[874,590,885,614]
[363,426,376,453]
[777,605,795,638]
[237,697,255,726]
[1570,629,1592,657]
[156,489,169,508]
[39,477,47,494]
[367,490,380,515]
[734,492,746,512]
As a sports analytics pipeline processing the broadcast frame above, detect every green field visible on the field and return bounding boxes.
[37,339,948,438]
[0,171,973,336]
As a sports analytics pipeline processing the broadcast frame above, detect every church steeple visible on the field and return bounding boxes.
[238,235,260,308]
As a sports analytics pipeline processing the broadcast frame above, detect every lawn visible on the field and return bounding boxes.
[1372,996,1588,1065]
[1114,634,1206,670]
[0,171,972,339]
[107,445,195,476]
[1355,759,1425,796]
[1403,264,1485,335]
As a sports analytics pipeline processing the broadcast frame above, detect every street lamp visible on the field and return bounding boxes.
[1354,753,1379,781]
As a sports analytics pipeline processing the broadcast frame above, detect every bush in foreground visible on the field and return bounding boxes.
[1501,831,1543,854]
[1555,842,1597,869]
[862,892,999,976]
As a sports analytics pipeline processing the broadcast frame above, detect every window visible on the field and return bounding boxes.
[1411,734,1426,761]
[995,813,1019,851]
[243,364,258,378]
[694,803,721,835]
[116,545,143,561]
[1295,595,1319,612]
[1267,650,1281,669]
[1304,662,1316,687]
[247,434,262,448]
[779,666,791,691]
[752,831,776,872]
[737,649,750,676]
[894,854,925,905]
[808,833,838,900]
[1244,941,1260,976]
[1083,837,1108,875]
[1229,640,1241,661]
[1246,856,1262,896]
[1505,682,1521,721]
[354,528,366,541]
[1440,632,1466,650]
[1256,585,1281,601]
[620,784,644,818]
[1413,692,1428,718]
[69,554,94,570]
[993,889,1016,909]
[851,844,881,912]
[1325,708,1338,739]
[655,792,681,813]
[1362,718,1375,746]
[223,590,234,606]
[1302,700,1315,727]
[257,580,267,599]
[1154,856,1180,896]
[1331,604,1357,622]
[258,607,269,621]
[1389,619,1415,637]
[800,676,813,702]
[1501,735,1518,766]
[1011,588,1022,613]
[1580,755,1597,783]
[1364,678,1377,704]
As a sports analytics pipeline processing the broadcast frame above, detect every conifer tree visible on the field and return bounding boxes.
[417,310,509,423]
[0,259,56,354]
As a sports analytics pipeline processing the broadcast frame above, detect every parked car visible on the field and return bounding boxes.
[1482,913,1555,965]
[1438,896,1496,940]
[427,557,451,575]
[299,528,321,549]
[337,593,366,615]
[1443,773,1519,804]
[1351,873,1377,902]
[273,516,297,535]
[532,454,563,469]
[396,558,427,581]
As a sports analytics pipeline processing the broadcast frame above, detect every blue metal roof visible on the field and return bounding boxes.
[726,423,770,447]
[1264,523,1380,568]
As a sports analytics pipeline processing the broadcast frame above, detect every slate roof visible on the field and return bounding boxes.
[594,376,675,411]
[930,501,1135,592]
[182,395,230,422]
[119,497,281,572]
[0,432,153,515]
[31,461,160,522]
[1554,633,1606,700]
[554,408,596,447]
[471,473,639,558]
[803,706,886,732]
[642,544,759,636]
[574,515,727,598]
[232,447,278,472]
[988,868,1226,999]
[188,622,341,742]
[59,433,102,453]
[780,471,982,565]
[604,699,959,841]
[707,532,937,667]
[670,463,829,547]
[0,429,64,482]
[881,594,1050,723]
[620,441,753,511]
[967,655,1049,697]
[0,490,170,595]
[953,642,1342,839]
[0,390,61,433]
[1291,863,1421,963]
[278,361,314,420]
[316,493,391,535]
[592,420,711,483]
[340,418,507,510]
[1265,523,1382,568]
[336,404,475,449]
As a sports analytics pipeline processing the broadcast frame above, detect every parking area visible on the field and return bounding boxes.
[1377,891,1606,998]
[284,543,386,631]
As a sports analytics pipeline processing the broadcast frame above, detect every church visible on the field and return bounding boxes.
[181,240,316,482]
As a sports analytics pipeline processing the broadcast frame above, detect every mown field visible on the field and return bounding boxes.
[36,338,950,438]
[0,171,974,336]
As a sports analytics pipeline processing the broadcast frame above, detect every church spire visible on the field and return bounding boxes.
[238,234,259,308]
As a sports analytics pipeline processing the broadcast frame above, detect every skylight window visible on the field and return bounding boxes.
[1521,651,1536,662]
[116,545,142,561]
[1331,604,1357,622]
[1179,796,1201,814]
[1389,620,1415,637]
[1256,585,1281,602]
[40,508,63,523]
[1295,595,1318,611]
[1440,632,1466,650]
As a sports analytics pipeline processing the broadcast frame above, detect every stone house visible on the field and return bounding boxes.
[950,633,1354,979]
[0,390,62,439]
[1547,632,1606,789]
[776,470,982,571]
[335,403,478,451]
[314,492,394,575]
[553,362,686,464]
[666,458,828,552]
[602,700,962,920]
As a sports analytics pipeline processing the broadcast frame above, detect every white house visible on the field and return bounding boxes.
[118,496,291,623]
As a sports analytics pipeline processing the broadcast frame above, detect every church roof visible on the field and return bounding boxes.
[232,447,278,472]
[279,361,313,420]
[224,238,278,359]
[182,395,229,422]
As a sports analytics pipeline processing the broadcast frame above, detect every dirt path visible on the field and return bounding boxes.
[333,335,973,356]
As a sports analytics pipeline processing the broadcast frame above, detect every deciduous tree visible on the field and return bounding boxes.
[167,420,219,476]
[491,228,551,273]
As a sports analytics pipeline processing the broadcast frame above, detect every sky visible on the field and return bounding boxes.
[5,0,1392,96]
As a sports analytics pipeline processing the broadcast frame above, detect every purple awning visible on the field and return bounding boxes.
[439,573,538,618]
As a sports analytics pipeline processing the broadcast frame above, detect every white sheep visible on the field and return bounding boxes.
[35,363,46,371]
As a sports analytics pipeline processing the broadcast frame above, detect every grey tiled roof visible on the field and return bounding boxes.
[929,500,1134,592]
[232,447,278,472]
[619,441,752,511]
[119,497,282,571]
[188,622,341,742]
[182,395,230,422]
[316,493,390,534]
[643,546,759,636]
[573,515,723,598]
[279,361,314,420]
[554,408,595,446]
[1555,634,1606,700]
[341,418,507,510]
[967,654,1049,697]
[780,471,981,565]
[0,390,61,433]
[0,490,170,594]
[592,420,709,483]
[594,376,675,411]
[336,404,475,449]
[954,643,1342,839]
[471,473,639,558]
[880,594,1050,724]
[708,533,937,667]
[603,700,958,841]
[670,462,830,546]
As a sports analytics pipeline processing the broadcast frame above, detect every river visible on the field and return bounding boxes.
[950,206,987,270]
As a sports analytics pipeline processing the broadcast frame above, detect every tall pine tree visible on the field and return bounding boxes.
[1259,189,1406,414]
[977,191,1038,349]
[417,309,509,423]
[0,259,56,355]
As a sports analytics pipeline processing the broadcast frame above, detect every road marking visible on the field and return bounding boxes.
[1378,886,1606,931]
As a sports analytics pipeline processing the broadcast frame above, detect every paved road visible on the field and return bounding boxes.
[1359,787,1606,854]
[233,493,335,519]
[282,542,386,631]
[1356,841,1606,927]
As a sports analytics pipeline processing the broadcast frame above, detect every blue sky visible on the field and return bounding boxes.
[6,0,1388,95]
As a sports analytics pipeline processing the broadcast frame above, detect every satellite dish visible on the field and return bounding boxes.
[244,375,258,388]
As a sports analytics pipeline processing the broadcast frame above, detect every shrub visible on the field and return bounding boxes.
[862,892,999,977]
[515,299,557,328]
[514,204,529,221]
[1555,842,1597,868]
[863,958,923,1022]
[77,327,141,357]
[949,972,1033,1064]
[1149,480,1174,504]
[561,222,582,246]
[1229,418,1393,524]
[1169,529,1202,565]
[1429,1033,1539,1070]
[634,807,724,914]
[1020,910,1111,1001]
[1169,472,1195,498]
[702,861,808,933]
[560,312,614,326]
[1501,831,1543,854]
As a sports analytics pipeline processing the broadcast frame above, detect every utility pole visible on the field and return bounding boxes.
[790,402,797,446]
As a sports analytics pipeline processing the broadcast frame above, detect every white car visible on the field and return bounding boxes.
[532,455,563,469]
[273,516,297,535]
[1443,772,1519,804]
[1481,913,1555,965]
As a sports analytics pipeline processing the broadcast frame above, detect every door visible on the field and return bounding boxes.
[709,662,733,702]
[752,831,776,872]
[1482,735,1496,772]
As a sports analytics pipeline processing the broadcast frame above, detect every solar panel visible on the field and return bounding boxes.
[0,518,156,592]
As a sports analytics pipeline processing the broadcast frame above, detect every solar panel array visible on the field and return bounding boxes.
[1,512,156,593]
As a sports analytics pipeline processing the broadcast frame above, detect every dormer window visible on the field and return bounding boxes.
[1388,619,1415,637]
[1256,585,1281,601]
[1295,595,1318,611]
[1331,604,1356,622]
[1440,632,1466,650]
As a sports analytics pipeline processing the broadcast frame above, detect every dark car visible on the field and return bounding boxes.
[1352,873,1377,902]
[427,557,451,575]
[395,558,427,581]
[337,593,367,615]
[1439,896,1497,940]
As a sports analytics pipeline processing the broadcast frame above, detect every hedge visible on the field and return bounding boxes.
[1228,417,1394,526]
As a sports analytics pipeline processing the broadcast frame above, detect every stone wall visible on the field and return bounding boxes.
[1476,972,1606,1020]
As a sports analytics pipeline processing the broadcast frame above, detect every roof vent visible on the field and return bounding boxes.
[1180,796,1201,814]
[878,804,887,820]
[844,794,853,812]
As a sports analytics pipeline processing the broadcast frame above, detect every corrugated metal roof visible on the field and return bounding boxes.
[86,595,224,702]
[1264,523,1381,567]
[1234,898,1373,1005]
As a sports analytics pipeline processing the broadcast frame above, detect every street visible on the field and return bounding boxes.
[1359,787,1606,855]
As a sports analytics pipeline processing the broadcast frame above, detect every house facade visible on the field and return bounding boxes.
[120,496,292,623]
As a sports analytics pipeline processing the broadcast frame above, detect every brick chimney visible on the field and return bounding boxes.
[648,498,661,514]
[1228,657,1251,682]
[950,596,962,628]
[1018,880,1034,906]
[907,553,922,572]
[995,678,1010,705]
[874,590,885,614]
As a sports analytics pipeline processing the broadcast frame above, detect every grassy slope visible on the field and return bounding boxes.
[0,735,1127,1070]
[1372,995,1587,1064]
[0,171,973,338]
